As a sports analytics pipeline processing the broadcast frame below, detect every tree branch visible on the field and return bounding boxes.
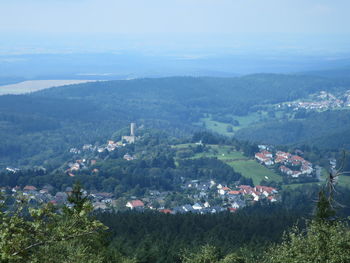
[12,230,96,256]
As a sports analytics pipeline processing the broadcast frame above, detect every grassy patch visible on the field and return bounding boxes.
[188,145,248,160]
[198,112,273,136]
[338,176,350,188]
[227,160,282,185]
[283,182,323,190]
[179,144,281,185]
[199,118,234,136]
[283,169,350,190]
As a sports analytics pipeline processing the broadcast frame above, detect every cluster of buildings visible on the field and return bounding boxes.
[124,179,279,215]
[255,148,314,179]
[5,167,20,173]
[1,171,280,215]
[65,158,99,176]
[69,123,138,155]
[65,123,140,175]
[280,90,350,111]
[1,185,117,211]
[3,185,70,207]
[218,184,278,203]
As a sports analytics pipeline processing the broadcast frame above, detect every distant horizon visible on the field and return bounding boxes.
[2,0,350,79]
[2,32,350,56]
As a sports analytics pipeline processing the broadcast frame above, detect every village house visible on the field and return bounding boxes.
[268,196,277,202]
[192,203,203,210]
[275,151,291,163]
[218,186,231,195]
[291,171,302,178]
[82,144,94,151]
[69,148,81,154]
[255,151,274,166]
[279,165,293,176]
[23,185,37,193]
[301,164,313,175]
[123,153,136,161]
[6,167,20,173]
[238,185,254,195]
[126,200,145,210]
[251,190,261,201]
[254,186,278,196]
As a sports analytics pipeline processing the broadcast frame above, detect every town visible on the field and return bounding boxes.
[0,180,279,215]
[4,120,336,216]
[255,146,315,179]
[0,123,283,214]
[278,90,350,111]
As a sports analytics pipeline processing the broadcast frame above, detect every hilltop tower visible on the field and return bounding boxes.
[122,122,137,143]
[130,123,136,136]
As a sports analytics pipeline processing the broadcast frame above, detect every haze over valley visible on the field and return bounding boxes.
[1,1,350,262]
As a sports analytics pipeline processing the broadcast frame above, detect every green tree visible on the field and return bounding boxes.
[182,245,245,263]
[263,221,350,263]
[0,184,108,262]
[315,190,335,222]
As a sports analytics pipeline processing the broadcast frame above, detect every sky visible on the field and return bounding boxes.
[1,0,350,54]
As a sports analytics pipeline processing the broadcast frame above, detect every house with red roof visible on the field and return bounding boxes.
[261,150,273,158]
[254,185,278,197]
[251,190,261,201]
[218,186,231,195]
[238,185,254,195]
[279,165,293,175]
[126,200,145,209]
[255,152,274,166]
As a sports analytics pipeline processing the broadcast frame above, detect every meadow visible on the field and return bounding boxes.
[176,144,282,185]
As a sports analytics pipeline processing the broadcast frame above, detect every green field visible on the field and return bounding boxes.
[199,112,261,136]
[199,118,235,136]
[177,144,282,185]
[179,144,248,160]
[174,143,350,188]
[227,160,282,185]
[338,175,350,188]
[283,168,350,190]
[198,111,280,136]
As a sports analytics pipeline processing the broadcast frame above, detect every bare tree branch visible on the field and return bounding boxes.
[12,230,97,256]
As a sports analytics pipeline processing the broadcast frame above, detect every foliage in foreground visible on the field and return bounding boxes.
[1,182,350,262]
[0,185,133,263]
[181,244,245,263]
[262,220,350,263]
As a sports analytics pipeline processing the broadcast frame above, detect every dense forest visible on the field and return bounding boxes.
[1,74,350,167]
[236,109,350,149]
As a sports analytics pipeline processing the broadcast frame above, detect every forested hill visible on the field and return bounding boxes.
[1,74,350,167]
[34,74,348,116]
[235,110,350,149]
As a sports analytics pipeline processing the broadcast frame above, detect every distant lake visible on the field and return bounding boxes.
[0,80,97,95]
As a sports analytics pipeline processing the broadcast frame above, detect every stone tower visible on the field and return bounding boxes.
[130,123,136,136]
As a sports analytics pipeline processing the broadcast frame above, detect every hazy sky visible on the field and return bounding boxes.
[1,0,349,34]
[1,0,350,54]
